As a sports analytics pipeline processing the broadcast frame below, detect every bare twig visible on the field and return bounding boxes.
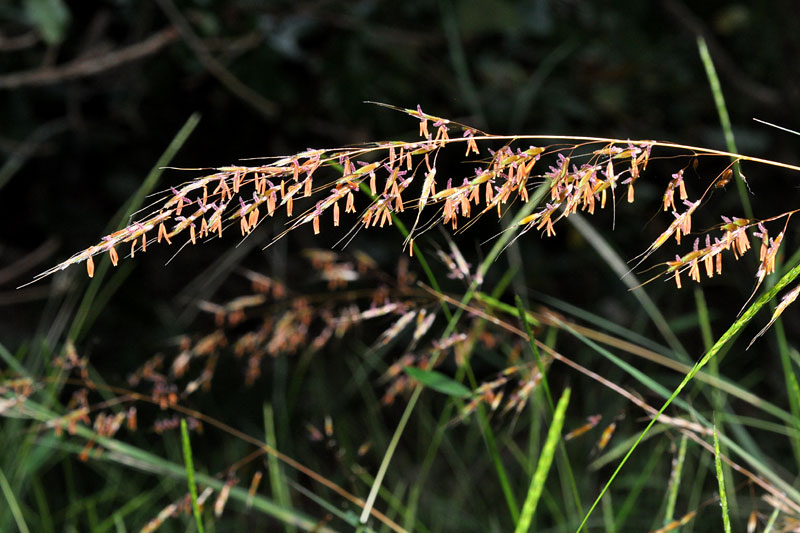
[0,28,178,89]
[0,239,59,286]
[0,31,39,52]
[155,0,278,119]
[662,0,781,107]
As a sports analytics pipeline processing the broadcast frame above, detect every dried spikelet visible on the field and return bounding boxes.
[748,284,800,349]
[651,510,697,533]
[413,310,436,343]
[214,479,236,517]
[596,421,617,452]
[141,501,179,533]
[247,471,263,508]
[564,415,602,441]
[375,310,415,346]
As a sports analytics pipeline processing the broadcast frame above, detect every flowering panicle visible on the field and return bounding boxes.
[29,104,800,344]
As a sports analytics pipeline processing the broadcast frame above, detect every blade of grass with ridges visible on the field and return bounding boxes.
[180,418,204,533]
[663,434,688,527]
[774,319,800,469]
[697,37,753,221]
[713,422,732,532]
[514,387,570,533]
[264,404,295,533]
[0,466,29,533]
[67,112,201,343]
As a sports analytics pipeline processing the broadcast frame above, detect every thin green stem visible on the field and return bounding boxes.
[697,37,754,220]
[180,419,204,533]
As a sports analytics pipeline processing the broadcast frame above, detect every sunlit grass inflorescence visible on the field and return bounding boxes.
[32,104,800,347]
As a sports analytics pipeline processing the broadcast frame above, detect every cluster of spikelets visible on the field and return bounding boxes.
[31,104,800,348]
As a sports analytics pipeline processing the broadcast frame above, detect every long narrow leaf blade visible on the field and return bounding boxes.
[515,387,571,533]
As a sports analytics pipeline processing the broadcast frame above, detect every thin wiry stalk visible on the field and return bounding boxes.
[713,421,732,533]
[180,418,205,533]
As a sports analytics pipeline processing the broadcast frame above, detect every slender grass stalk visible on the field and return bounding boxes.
[264,404,294,533]
[713,422,731,533]
[601,492,615,533]
[0,466,29,533]
[776,318,800,469]
[697,37,753,221]
[763,507,780,533]
[180,418,205,533]
[516,295,554,411]
[514,387,570,533]
[663,434,688,527]
[67,112,201,343]
[614,441,665,529]
[475,392,520,522]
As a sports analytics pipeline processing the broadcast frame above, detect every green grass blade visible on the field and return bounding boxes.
[516,295,554,411]
[264,404,294,533]
[663,434,687,526]
[697,36,753,220]
[775,319,800,468]
[0,342,30,377]
[475,398,520,523]
[713,422,731,533]
[763,507,780,533]
[67,112,201,343]
[180,419,204,533]
[402,367,471,398]
[514,387,570,533]
[601,492,615,533]
[0,465,30,533]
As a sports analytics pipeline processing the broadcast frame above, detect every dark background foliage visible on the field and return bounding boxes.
[2,0,799,530]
